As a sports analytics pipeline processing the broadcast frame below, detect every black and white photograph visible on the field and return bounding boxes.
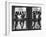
[12,6,41,31]
[1,0,46,37]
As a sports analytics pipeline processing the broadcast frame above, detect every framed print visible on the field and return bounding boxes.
[5,1,46,35]
[12,5,41,31]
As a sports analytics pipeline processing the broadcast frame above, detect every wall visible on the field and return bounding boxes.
[0,0,46,37]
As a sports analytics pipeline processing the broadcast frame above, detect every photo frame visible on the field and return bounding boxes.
[5,1,46,35]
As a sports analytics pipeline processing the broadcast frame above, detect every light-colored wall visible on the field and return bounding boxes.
[0,0,46,37]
